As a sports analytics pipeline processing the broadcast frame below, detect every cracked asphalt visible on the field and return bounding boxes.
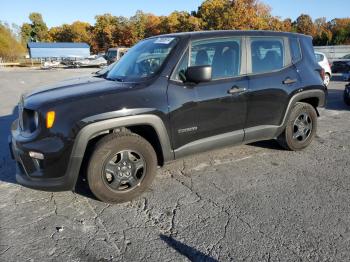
[0,68,349,261]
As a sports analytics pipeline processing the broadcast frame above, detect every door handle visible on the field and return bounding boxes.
[228,86,247,94]
[283,78,297,85]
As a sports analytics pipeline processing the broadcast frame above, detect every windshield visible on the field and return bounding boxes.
[106,37,178,81]
[106,50,117,59]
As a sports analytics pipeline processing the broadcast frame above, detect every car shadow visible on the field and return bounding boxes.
[0,106,18,184]
[326,88,349,111]
[160,234,219,262]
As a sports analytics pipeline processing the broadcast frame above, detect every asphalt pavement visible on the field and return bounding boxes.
[0,68,349,261]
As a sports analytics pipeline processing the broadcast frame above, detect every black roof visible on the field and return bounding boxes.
[150,30,310,40]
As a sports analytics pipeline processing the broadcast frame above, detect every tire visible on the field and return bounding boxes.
[344,89,350,106]
[277,102,317,151]
[324,73,330,87]
[87,132,157,203]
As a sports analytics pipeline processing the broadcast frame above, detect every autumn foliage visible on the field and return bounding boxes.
[1,0,350,60]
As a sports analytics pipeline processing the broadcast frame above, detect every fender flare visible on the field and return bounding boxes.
[276,89,326,135]
[281,89,325,122]
[65,113,173,190]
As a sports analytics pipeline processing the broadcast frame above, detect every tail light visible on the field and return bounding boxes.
[320,68,325,81]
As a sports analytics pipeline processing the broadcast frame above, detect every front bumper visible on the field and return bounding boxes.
[9,120,79,192]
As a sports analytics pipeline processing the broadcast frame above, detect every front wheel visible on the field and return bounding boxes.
[277,102,317,151]
[87,132,157,203]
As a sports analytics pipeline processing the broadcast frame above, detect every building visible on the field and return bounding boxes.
[314,45,350,61]
[27,42,90,59]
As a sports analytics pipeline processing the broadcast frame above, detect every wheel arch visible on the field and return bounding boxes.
[67,114,173,190]
[277,89,326,135]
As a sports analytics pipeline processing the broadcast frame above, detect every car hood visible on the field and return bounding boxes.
[23,76,133,109]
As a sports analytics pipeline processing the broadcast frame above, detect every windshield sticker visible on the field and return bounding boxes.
[154,37,174,44]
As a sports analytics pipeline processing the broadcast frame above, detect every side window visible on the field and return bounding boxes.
[191,38,241,80]
[250,37,284,74]
[290,38,302,63]
[315,53,323,62]
[171,37,242,81]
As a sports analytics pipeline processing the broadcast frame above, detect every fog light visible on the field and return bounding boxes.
[29,151,44,160]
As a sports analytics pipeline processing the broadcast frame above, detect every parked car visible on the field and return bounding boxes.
[315,51,332,86]
[60,56,82,67]
[331,54,350,73]
[10,31,327,203]
[72,55,107,68]
[344,83,350,106]
[105,47,129,65]
[41,60,61,70]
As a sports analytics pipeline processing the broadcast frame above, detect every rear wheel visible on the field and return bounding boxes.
[277,102,317,151]
[87,132,157,203]
[344,89,350,106]
[324,73,330,87]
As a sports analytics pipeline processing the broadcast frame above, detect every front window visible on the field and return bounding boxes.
[172,37,242,81]
[107,37,178,81]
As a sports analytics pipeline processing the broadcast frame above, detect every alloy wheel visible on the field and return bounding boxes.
[292,112,313,142]
[103,150,146,191]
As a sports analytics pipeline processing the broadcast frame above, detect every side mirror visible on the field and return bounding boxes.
[185,65,212,84]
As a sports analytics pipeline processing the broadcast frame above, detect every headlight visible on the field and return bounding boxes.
[21,109,39,134]
[34,111,39,128]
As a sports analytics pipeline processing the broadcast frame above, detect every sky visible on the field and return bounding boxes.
[0,0,348,28]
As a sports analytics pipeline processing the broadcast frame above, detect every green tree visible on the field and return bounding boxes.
[20,12,48,43]
[329,18,350,45]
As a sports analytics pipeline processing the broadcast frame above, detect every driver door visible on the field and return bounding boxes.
[167,36,248,157]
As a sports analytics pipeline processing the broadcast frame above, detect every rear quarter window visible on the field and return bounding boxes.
[290,38,302,63]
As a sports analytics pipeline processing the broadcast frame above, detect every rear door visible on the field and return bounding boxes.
[244,36,300,140]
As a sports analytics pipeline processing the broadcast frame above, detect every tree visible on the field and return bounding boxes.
[313,18,332,45]
[161,11,202,33]
[0,22,25,61]
[48,21,92,43]
[20,12,48,43]
[294,14,316,36]
[130,11,162,40]
[329,18,350,45]
[197,0,281,31]
[92,14,119,51]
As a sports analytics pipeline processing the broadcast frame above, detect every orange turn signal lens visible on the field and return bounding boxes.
[46,111,55,128]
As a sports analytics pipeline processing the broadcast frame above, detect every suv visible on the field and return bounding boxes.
[105,47,129,65]
[10,31,327,203]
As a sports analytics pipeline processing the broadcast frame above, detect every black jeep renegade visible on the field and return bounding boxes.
[10,31,327,203]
